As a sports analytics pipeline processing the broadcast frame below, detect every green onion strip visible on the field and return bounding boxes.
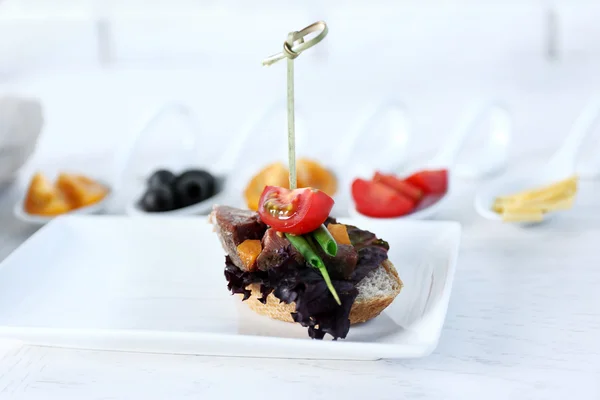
[285,233,341,305]
[312,224,338,257]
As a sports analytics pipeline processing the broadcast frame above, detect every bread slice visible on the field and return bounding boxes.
[244,259,402,325]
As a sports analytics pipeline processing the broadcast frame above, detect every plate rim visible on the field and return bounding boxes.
[0,215,461,359]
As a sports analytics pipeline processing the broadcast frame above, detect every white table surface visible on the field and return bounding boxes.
[0,169,599,400]
[2,3,600,393]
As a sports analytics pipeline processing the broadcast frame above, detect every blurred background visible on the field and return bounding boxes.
[0,0,600,156]
[1,0,600,216]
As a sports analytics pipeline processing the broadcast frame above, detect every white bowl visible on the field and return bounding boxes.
[125,175,226,217]
[347,170,453,222]
[474,174,568,225]
[13,184,112,226]
[348,191,450,221]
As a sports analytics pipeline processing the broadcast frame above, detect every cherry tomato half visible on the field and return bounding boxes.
[405,169,448,194]
[373,171,423,201]
[352,179,415,218]
[257,186,334,235]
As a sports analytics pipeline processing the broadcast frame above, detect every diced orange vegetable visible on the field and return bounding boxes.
[56,173,108,209]
[244,162,289,211]
[297,158,337,196]
[327,223,351,245]
[236,239,262,271]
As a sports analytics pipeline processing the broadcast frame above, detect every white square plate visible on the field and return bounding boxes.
[0,215,460,360]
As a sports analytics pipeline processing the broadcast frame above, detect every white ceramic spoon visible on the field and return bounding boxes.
[334,99,411,217]
[117,102,228,216]
[475,98,600,222]
[13,181,113,226]
[222,100,321,210]
[349,100,512,220]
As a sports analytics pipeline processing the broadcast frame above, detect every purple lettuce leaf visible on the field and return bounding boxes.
[223,224,389,340]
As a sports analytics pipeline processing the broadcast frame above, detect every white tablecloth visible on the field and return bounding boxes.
[0,173,598,399]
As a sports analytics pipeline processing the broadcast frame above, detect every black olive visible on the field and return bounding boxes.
[139,184,175,212]
[147,169,176,189]
[173,169,216,207]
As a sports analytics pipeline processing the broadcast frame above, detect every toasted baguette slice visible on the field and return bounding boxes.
[244,259,402,325]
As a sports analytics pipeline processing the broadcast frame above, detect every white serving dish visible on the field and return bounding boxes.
[348,190,451,221]
[125,175,227,217]
[475,97,600,223]
[346,100,511,221]
[117,102,229,216]
[13,182,113,226]
[0,215,460,360]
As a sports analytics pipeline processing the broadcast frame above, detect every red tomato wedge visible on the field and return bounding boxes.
[352,179,416,218]
[405,169,448,194]
[373,171,423,201]
[257,186,334,235]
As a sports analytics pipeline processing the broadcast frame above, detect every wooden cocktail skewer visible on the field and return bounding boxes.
[262,22,341,305]
[262,21,329,190]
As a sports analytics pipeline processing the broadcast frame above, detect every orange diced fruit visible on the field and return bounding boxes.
[244,162,289,211]
[236,239,262,271]
[327,223,351,245]
[24,176,71,216]
[56,173,108,209]
[297,158,337,196]
[24,172,55,207]
[33,194,72,216]
[24,173,71,216]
